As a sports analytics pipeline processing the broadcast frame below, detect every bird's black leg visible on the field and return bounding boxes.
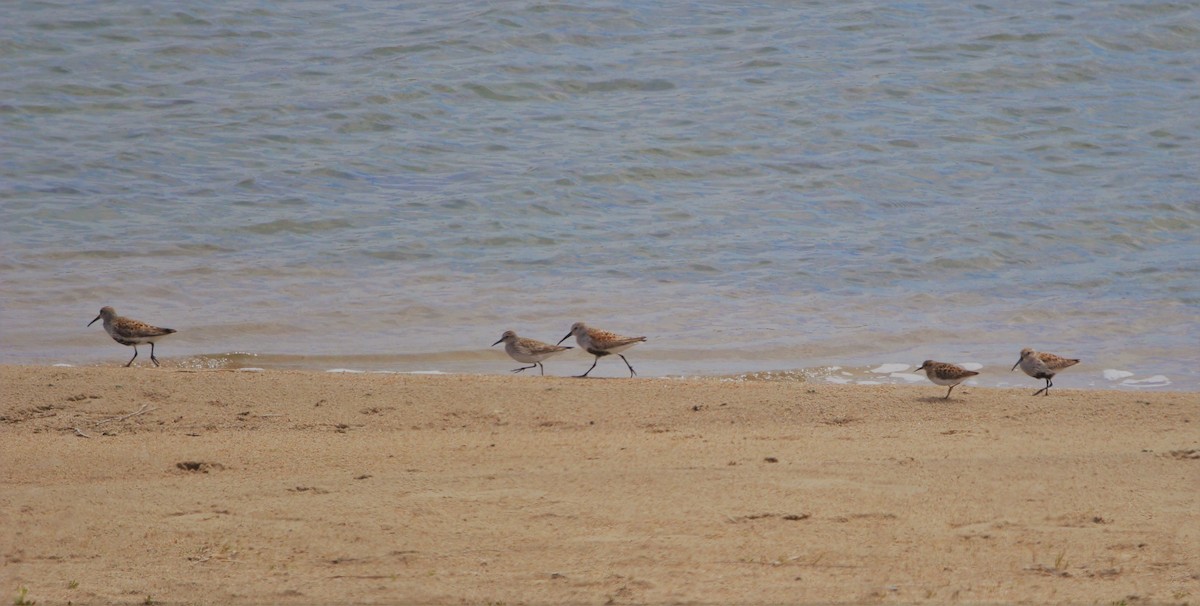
[576,357,599,378]
[150,342,160,367]
[1032,376,1052,396]
[619,354,636,377]
[944,384,955,399]
[125,346,138,367]
[511,364,538,374]
[1043,377,1052,396]
[538,362,545,376]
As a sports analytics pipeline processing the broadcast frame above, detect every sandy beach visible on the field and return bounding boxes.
[1,365,1196,604]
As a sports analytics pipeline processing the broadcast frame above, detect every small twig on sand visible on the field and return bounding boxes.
[95,403,157,427]
[71,426,93,438]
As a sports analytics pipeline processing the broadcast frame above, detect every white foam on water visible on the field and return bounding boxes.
[890,372,927,383]
[403,370,449,375]
[960,362,983,371]
[238,367,264,372]
[825,375,852,384]
[52,363,74,367]
[326,368,365,374]
[1120,375,1171,387]
[871,363,910,374]
[856,380,883,385]
[1104,369,1134,381]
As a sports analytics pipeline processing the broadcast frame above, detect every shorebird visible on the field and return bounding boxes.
[557,322,646,378]
[491,330,572,376]
[1012,347,1079,396]
[88,306,176,367]
[915,360,979,399]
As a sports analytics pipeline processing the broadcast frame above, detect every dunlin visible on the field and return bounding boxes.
[915,360,980,399]
[88,306,176,367]
[491,330,573,376]
[1012,347,1079,396]
[557,322,646,378]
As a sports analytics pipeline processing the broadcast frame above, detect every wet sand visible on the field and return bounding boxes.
[1,365,1197,604]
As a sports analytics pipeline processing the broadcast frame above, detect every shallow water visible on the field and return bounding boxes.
[3,1,1198,390]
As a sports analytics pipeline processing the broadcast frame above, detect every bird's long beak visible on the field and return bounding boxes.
[1010,356,1023,371]
[557,332,571,346]
[491,338,503,347]
[88,315,101,327]
[915,363,926,371]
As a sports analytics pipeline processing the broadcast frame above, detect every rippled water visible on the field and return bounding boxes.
[2,1,1198,390]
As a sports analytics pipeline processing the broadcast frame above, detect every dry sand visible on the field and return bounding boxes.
[1,365,1197,604]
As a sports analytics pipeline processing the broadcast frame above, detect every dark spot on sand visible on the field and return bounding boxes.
[176,461,224,473]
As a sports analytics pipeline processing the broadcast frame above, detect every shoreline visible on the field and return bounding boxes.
[9,353,1197,392]
[2,365,1197,604]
